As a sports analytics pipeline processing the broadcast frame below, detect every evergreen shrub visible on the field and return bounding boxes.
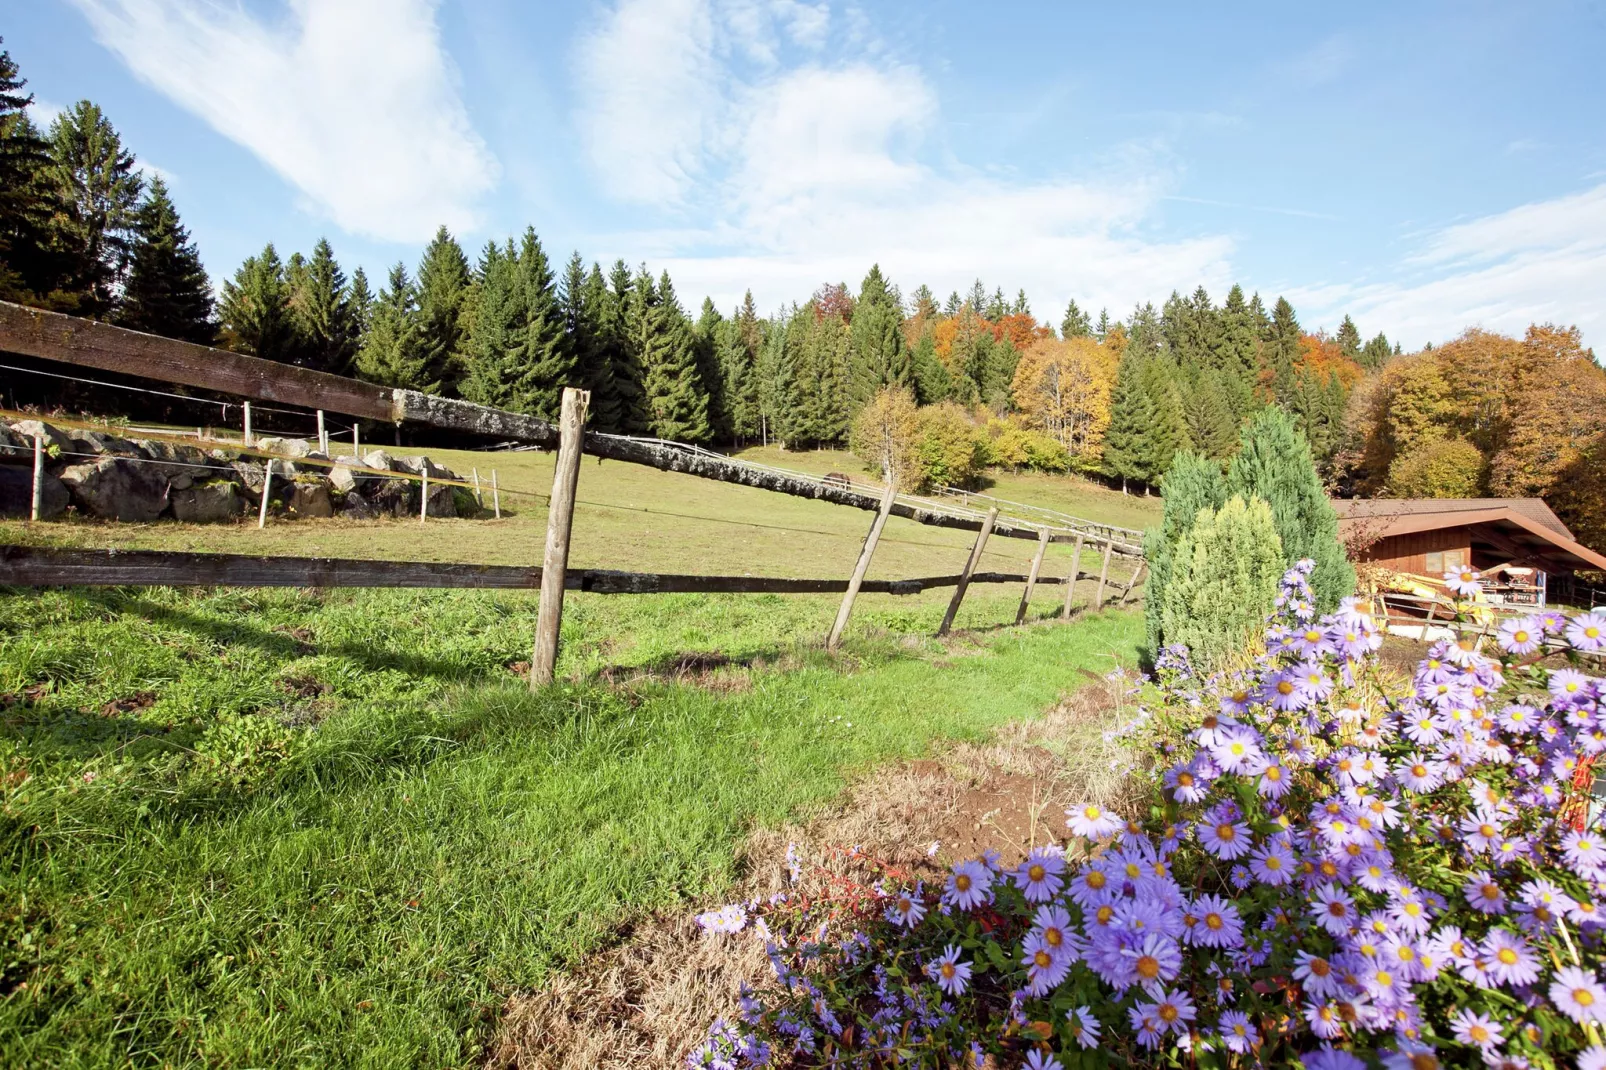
[1159,495,1284,672]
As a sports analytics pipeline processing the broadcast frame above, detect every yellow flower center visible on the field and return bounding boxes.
[1576,988,1596,1007]
[1083,806,1101,820]
[1481,884,1500,901]
[955,874,971,892]
[1045,927,1063,947]
[1033,950,1052,969]
[1217,823,1236,841]
[1028,864,1046,882]
[941,962,956,979]
[1497,948,1518,965]
[1206,913,1223,930]
[1514,630,1529,643]
[1135,955,1160,979]
[1087,871,1107,890]
[1277,681,1294,695]
[1266,766,1283,782]
[1158,1003,1179,1023]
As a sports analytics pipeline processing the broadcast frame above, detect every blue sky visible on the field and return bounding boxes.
[10,1,1606,347]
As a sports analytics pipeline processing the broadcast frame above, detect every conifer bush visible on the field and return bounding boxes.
[1143,450,1227,661]
[1159,496,1284,672]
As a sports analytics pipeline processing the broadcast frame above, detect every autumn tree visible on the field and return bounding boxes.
[848,385,921,487]
[1010,335,1117,458]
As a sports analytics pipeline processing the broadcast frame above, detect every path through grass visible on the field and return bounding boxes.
[1,583,1140,1067]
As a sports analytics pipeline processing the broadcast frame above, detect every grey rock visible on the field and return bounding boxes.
[256,436,315,459]
[9,420,70,456]
[0,465,69,518]
[0,424,29,465]
[328,464,359,494]
[362,449,404,472]
[367,476,417,517]
[58,457,172,521]
[339,491,378,520]
[287,481,334,519]
[171,481,244,523]
[231,460,269,495]
[66,429,144,459]
[425,481,457,518]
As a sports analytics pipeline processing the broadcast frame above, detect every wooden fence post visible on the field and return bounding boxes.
[1094,540,1114,609]
[352,424,360,460]
[1120,559,1146,604]
[317,410,327,454]
[828,475,898,650]
[243,401,253,447]
[1015,528,1051,625]
[419,470,429,525]
[30,432,43,522]
[938,506,998,637]
[257,459,273,529]
[1063,534,1085,617]
[472,467,483,505]
[531,387,590,686]
[491,469,501,519]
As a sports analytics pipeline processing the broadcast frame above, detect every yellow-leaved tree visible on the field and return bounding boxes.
[1009,336,1117,462]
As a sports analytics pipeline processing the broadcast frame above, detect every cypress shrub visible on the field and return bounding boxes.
[1142,450,1227,663]
[1226,407,1354,612]
[1161,495,1284,672]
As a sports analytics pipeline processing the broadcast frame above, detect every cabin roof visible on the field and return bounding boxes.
[1330,498,1606,573]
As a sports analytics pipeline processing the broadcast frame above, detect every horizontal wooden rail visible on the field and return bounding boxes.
[0,302,1146,552]
[0,545,1054,595]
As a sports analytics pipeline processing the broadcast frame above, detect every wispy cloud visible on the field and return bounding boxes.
[1164,195,1339,221]
[68,0,498,243]
[1291,184,1606,348]
[574,0,1235,317]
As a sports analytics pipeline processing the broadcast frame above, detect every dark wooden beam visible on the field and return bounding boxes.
[0,545,1031,595]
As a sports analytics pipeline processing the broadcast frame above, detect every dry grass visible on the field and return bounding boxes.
[486,675,1140,1070]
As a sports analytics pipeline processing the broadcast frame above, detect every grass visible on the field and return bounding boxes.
[1,579,1142,1068]
[0,446,1159,582]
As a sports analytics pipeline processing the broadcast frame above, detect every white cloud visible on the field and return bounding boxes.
[1293,184,1606,349]
[29,96,66,129]
[575,1,1235,319]
[68,0,498,243]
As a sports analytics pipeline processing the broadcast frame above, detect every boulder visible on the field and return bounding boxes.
[287,481,334,519]
[328,464,360,494]
[171,481,244,523]
[9,420,70,456]
[0,465,69,519]
[0,423,29,465]
[231,460,269,496]
[65,429,144,459]
[425,481,457,518]
[339,491,378,520]
[362,449,405,473]
[256,436,316,459]
[367,476,417,517]
[58,457,172,521]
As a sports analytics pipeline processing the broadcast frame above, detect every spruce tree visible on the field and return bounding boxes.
[1141,357,1188,487]
[911,328,951,404]
[286,238,358,372]
[1225,407,1355,612]
[1103,352,1158,492]
[1094,308,1111,342]
[459,240,523,410]
[1264,296,1303,404]
[639,270,710,442]
[1213,284,1259,420]
[1361,332,1393,370]
[606,260,650,434]
[1181,371,1238,460]
[1061,298,1092,338]
[116,176,215,343]
[509,228,573,420]
[414,225,471,395]
[1125,302,1164,360]
[693,296,730,440]
[847,264,910,409]
[1142,449,1227,661]
[1336,315,1362,360]
[0,41,63,304]
[348,267,374,343]
[220,244,294,362]
[571,260,624,432]
[720,290,763,440]
[46,100,142,316]
[355,263,429,390]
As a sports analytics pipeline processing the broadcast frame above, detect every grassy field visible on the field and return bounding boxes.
[0,446,1159,584]
[0,582,1141,1067]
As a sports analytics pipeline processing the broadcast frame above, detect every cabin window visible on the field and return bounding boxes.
[1426,549,1465,574]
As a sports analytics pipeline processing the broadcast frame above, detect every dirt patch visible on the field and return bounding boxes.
[485,677,1137,1069]
[275,675,330,700]
[99,690,158,717]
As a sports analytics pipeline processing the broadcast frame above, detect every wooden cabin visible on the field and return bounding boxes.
[1331,498,1606,607]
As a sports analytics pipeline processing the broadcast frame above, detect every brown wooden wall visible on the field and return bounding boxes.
[1361,528,1472,576]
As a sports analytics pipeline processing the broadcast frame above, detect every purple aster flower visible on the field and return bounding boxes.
[1497,616,1544,655]
[1119,932,1182,991]
[1258,760,1293,799]
[1021,932,1071,996]
[943,860,993,911]
[1451,1002,1496,1047]
[1186,894,1244,949]
[1164,762,1210,804]
[1302,999,1345,1041]
[1462,871,1507,915]
[1564,829,1606,874]
[1566,611,1606,652]
[1396,753,1444,793]
[1211,725,1266,774]
[1067,864,1115,907]
[1013,847,1065,903]
[1578,1046,1606,1070]
[885,886,926,928]
[1445,565,1483,598]
[1251,840,1296,886]
[1065,803,1121,840]
[1550,668,1591,704]
[1023,1051,1062,1070]
[1065,1005,1101,1048]
[1480,928,1539,986]
[1217,1009,1259,1053]
[1199,816,1252,860]
[1549,965,1606,1024]
[1311,884,1358,937]
[1032,904,1081,962]
[1135,986,1195,1038]
[1267,673,1312,712]
[925,944,971,997]
[1498,703,1538,733]
[1460,812,1505,855]
[1301,1048,1367,1070]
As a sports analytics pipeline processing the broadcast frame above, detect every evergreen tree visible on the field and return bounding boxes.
[508,228,573,419]
[847,264,911,409]
[459,240,523,410]
[1212,284,1259,420]
[116,176,214,343]
[1142,450,1228,662]
[635,270,710,442]
[1125,302,1164,360]
[693,296,731,440]
[286,238,358,372]
[983,336,1021,412]
[414,225,471,394]
[908,283,938,321]
[754,306,796,444]
[46,100,142,316]
[1336,315,1362,360]
[1061,298,1092,338]
[219,244,294,362]
[1264,296,1303,404]
[1225,407,1355,612]
[967,279,988,314]
[1094,308,1111,342]
[1141,357,1188,487]
[719,289,762,441]
[1361,331,1393,370]
[355,263,429,389]
[0,41,63,304]
[1103,352,1159,492]
[605,260,650,433]
[1160,495,1286,672]
[1011,288,1030,316]
[911,327,951,404]
[348,267,374,343]
[1181,371,1238,460]
[568,259,623,432]
[943,291,962,316]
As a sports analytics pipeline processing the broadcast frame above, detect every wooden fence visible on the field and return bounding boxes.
[0,302,1147,683]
